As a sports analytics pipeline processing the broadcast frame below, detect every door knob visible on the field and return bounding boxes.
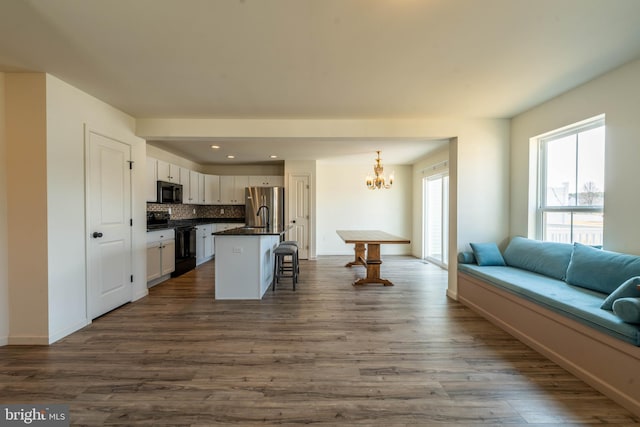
[292,220,296,223]
[92,232,103,238]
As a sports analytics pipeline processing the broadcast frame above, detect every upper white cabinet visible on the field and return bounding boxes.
[220,175,248,204]
[198,173,206,204]
[204,175,221,204]
[179,167,191,202]
[188,170,201,205]
[147,155,283,205]
[233,176,249,203]
[156,159,180,183]
[248,175,284,187]
[146,157,158,202]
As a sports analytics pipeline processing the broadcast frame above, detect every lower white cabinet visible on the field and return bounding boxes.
[196,223,216,265]
[147,229,176,285]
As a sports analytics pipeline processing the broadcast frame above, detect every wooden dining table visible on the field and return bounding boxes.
[337,230,411,286]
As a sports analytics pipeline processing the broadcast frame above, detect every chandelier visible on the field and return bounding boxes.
[365,150,394,190]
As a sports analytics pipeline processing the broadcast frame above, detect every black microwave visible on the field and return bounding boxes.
[157,181,183,204]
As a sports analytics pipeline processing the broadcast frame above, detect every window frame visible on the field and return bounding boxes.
[536,115,605,243]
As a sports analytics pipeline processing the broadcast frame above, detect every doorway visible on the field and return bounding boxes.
[85,128,133,319]
[287,173,310,259]
[423,173,449,268]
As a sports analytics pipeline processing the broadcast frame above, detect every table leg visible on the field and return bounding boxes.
[345,242,366,267]
[352,243,394,286]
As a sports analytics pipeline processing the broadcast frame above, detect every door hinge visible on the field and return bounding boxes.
[127,160,134,170]
[130,274,134,283]
[130,219,133,226]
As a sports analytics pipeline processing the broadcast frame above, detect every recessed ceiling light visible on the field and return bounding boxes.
[269,155,278,159]
[210,145,220,149]
[227,155,235,159]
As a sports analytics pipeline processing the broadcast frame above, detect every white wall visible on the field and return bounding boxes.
[511,59,640,254]
[0,73,8,345]
[316,162,412,255]
[45,75,147,343]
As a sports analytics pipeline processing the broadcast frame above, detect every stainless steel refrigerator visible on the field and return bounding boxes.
[245,187,285,229]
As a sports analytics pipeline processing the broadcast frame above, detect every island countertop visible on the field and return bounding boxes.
[213,225,292,236]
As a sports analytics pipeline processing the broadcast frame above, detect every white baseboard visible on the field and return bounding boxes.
[0,335,8,347]
[48,318,90,344]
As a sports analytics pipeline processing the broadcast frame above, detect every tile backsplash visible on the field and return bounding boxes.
[147,203,245,220]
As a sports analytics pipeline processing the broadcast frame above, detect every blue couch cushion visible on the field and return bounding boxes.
[612,298,640,324]
[459,263,640,346]
[457,251,476,264]
[470,242,505,266]
[601,276,640,310]
[503,236,573,280]
[566,243,640,294]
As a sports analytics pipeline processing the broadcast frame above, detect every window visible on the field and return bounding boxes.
[423,172,449,268]
[538,116,605,245]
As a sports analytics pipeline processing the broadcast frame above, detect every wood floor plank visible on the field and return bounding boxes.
[0,256,638,425]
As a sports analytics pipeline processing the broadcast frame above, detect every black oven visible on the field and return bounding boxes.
[157,181,183,204]
[172,225,196,277]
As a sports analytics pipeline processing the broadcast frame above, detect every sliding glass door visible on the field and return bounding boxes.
[423,174,449,268]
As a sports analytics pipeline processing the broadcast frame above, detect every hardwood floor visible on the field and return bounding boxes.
[1,256,639,425]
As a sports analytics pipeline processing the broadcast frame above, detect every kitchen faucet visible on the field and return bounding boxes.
[256,205,270,229]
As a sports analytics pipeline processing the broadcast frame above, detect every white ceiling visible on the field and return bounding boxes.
[2,0,640,164]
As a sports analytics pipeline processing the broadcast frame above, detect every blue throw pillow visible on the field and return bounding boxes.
[469,243,506,266]
[565,243,640,294]
[612,298,640,324]
[600,276,640,310]
[503,236,573,280]
[457,251,476,264]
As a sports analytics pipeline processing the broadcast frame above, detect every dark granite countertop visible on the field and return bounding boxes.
[213,225,292,236]
[147,217,245,232]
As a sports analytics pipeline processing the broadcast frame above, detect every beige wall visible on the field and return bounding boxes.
[316,162,412,256]
[511,58,640,254]
[5,73,49,343]
[0,73,8,345]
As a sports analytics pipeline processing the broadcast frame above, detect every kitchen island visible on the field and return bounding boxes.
[213,226,290,300]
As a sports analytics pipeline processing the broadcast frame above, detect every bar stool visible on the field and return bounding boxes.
[280,240,300,275]
[273,243,298,291]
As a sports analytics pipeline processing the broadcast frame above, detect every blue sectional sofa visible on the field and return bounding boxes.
[457,237,640,416]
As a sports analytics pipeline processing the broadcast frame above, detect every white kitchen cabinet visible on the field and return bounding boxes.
[157,160,180,183]
[146,229,176,286]
[198,173,206,204]
[248,175,284,187]
[196,223,215,265]
[188,170,201,204]
[179,167,191,202]
[146,157,158,202]
[233,175,249,203]
[204,175,220,205]
[220,175,248,204]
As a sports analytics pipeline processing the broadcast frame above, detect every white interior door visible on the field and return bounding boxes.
[86,129,133,319]
[288,174,310,259]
